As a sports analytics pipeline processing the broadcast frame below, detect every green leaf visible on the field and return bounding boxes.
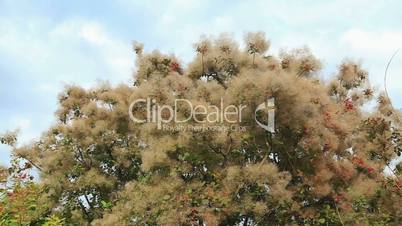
[101,200,112,209]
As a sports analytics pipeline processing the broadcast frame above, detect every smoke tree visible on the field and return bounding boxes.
[1,32,402,225]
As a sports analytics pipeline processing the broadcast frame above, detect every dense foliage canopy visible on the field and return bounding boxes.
[1,32,402,225]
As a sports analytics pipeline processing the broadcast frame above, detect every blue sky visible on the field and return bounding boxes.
[1,0,402,166]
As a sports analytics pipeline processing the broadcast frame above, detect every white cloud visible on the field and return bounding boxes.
[5,117,34,143]
[80,23,111,45]
[0,18,134,84]
[0,20,51,65]
[341,29,402,55]
[0,17,135,153]
[51,19,113,46]
[50,19,134,81]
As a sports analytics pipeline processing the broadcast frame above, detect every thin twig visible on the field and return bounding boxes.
[386,164,402,192]
[335,203,345,226]
[25,158,43,172]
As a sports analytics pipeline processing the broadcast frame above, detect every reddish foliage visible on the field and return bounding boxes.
[351,156,364,166]
[344,99,354,111]
[352,156,375,174]
[170,61,181,73]
[323,111,331,121]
